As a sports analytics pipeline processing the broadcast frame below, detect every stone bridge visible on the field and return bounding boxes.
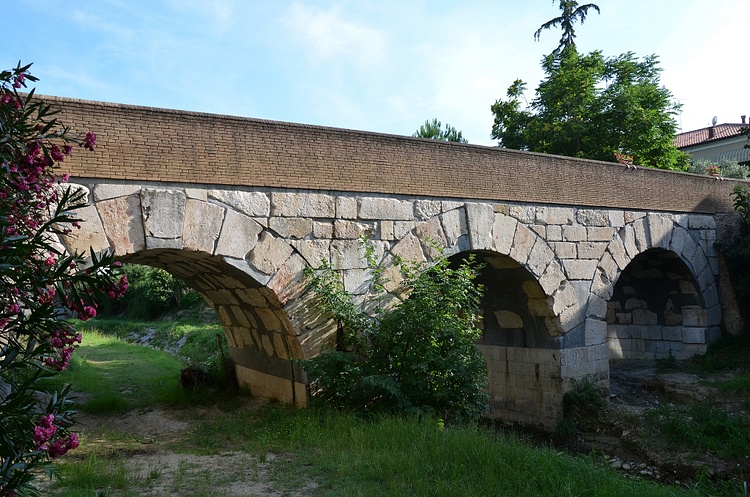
[48,96,745,430]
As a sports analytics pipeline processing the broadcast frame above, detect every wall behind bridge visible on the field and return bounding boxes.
[44,96,744,219]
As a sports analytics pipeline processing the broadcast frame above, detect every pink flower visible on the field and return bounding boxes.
[82,131,96,151]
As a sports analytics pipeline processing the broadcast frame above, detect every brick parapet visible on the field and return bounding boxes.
[43,95,744,215]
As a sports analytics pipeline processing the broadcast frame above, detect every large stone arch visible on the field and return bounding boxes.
[57,183,335,406]
[587,213,721,360]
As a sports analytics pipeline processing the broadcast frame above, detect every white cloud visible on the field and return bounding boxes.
[285,2,386,66]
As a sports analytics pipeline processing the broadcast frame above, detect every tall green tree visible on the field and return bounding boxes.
[491,47,688,170]
[534,0,600,53]
[413,118,468,143]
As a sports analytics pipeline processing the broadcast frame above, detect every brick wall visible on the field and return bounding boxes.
[45,95,744,214]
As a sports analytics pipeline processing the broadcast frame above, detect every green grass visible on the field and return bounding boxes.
[45,321,748,497]
[56,330,186,413]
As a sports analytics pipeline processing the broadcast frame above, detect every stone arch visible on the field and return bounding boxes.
[588,213,721,360]
[57,183,334,406]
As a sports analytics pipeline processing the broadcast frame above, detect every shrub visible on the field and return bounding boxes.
[98,264,190,319]
[302,252,489,425]
[0,63,126,495]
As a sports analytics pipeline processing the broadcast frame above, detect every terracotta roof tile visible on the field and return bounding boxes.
[675,123,748,148]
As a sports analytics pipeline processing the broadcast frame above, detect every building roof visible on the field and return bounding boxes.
[675,123,747,149]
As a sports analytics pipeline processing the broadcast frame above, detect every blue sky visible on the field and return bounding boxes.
[5,0,749,146]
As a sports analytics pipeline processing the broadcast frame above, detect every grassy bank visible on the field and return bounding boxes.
[43,323,726,497]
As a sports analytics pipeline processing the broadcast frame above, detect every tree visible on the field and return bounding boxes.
[534,0,600,53]
[0,63,127,496]
[491,48,689,170]
[413,118,468,143]
[302,253,488,425]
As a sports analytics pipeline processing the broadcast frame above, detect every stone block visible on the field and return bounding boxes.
[536,206,574,225]
[93,183,140,201]
[585,318,607,346]
[183,199,224,253]
[441,207,467,247]
[97,195,145,254]
[609,210,625,227]
[578,241,607,260]
[333,219,374,239]
[632,308,657,325]
[682,305,707,326]
[466,202,494,250]
[561,259,597,280]
[210,189,270,217]
[551,242,576,259]
[670,227,686,255]
[510,224,536,265]
[249,231,294,275]
[509,205,535,224]
[273,192,335,218]
[216,210,263,259]
[335,196,358,219]
[607,237,628,270]
[586,226,615,242]
[562,226,587,242]
[539,261,565,296]
[291,239,330,267]
[391,232,426,264]
[358,197,413,220]
[682,326,706,344]
[689,214,716,230]
[631,217,650,252]
[415,200,442,220]
[647,213,674,249]
[313,220,334,238]
[662,326,683,341]
[60,204,111,255]
[416,217,448,258]
[587,294,608,319]
[546,224,562,241]
[576,209,610,226]
[527,239,554,276]
[141,188,186,239]
[492,213,517,255]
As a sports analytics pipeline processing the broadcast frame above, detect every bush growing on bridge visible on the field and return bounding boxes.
[302,251,489,425]
[0,63,126,496]
[719,186,750,319]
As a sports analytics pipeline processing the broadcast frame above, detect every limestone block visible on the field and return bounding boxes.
[561,259,597,280]
[682,305,707,326]
[562,226,587,242]
[237,288,269,308]
[495,310,523,329]
[664,308,682,326]
[229,306,252,328]
[631,217,650,252]
[267,253,308,305]
[343,268,373,295]
[584,319,607,346]
[184,188,207,201]
[681,233,698,267]
[536,206,574,226]
[273,192,335,218]
[662,327,683,341]
[272,333,289,360]
[682,327,706,344]
[624,211,647,224]
[358,197,413,220]
[552,281,578,314]
[291,239,330,267]
[334,219,373,240]
[59,204,110,255]
[216,210,263,259]
[586,227,615,242]
[466,202,494,250]
[249,231,294,275]
[336,196,358,219]
[689,214,716,230]
[509,205,535,224]
[608,210,625,228]
[620,224,639,260]
[492,213,517,255]
[598,252,619,284]
[92,183,140,201]
[528,298,554,317]
[551,242,576,259]
[442,201,464,211]
[587,294,608,319]
[669,226,687,255]
[546,225,562,241]
[416,216,447,258]
[330,239,368,270]
[530,225,546,238]
[269,217,313,239]
[256,308,282,333]
[394,220,416,239]
[313,220,333,239]
[607,237,629,270]
[141,188,186,239]
[539,261,565,296]
[576,209,609,227]
[509,224,536,265]
[527,238,554,277]
[380,220,395,241]
[96,195,145,254]
[647,213,673,249]
[441,208,467,248]
[391,232,426,264]
[210,189,270,217]
[578,241,607,260]
[183,199,224,253]
[632,308,657,325]
[415,200,442,221]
